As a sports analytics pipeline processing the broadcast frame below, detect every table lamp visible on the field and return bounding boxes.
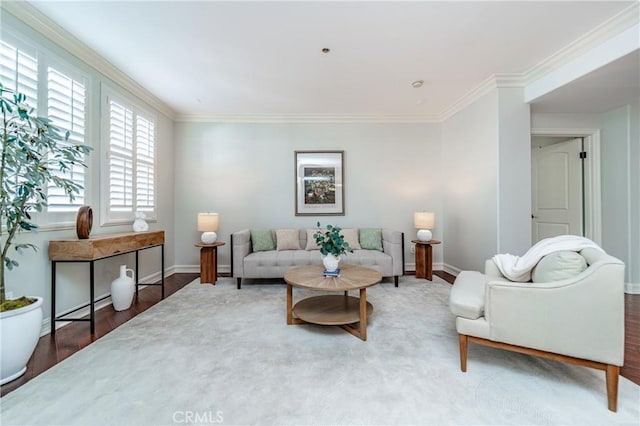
[414,211,435,242]
[198,213,219,244]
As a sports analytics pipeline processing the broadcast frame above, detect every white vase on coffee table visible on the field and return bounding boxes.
[322,253,340,272]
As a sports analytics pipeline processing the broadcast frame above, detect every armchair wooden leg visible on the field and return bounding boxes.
[459,334,468,372]
[605,364,619,412]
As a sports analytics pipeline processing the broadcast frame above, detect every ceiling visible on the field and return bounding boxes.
[530,49,640,114]
[27,1,638,119]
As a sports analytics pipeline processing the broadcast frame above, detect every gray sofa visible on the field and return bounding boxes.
[231,228,404,289]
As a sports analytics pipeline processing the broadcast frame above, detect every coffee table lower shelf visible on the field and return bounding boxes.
[290,294,373,340]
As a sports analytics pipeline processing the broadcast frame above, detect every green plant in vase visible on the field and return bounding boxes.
[313,222,353,272]
[0,81,91,384]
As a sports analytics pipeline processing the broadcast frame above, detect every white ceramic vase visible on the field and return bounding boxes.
[0,297,43,385]
[111,265,135,311]
[322,253,341,272]
[132,211,149,232]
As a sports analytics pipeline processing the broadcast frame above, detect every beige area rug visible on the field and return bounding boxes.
[1,275,639,425]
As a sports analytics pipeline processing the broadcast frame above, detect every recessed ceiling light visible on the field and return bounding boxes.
[411,80,424,88]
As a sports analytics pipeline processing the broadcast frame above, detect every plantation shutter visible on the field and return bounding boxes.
[135,116,155,212]
[0,40,38,112]
[107,95,156,219]
[108,100,134,212]
[46,67,87,211]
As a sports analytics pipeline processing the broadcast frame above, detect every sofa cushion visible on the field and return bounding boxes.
[359,228,383,251]
[449,271,490,320]
[342,249,391,273]
[250,229,275,252]
[341,228,361,250]
[275,229,301,251]
[244,250,323,278]
[532,250,587,283]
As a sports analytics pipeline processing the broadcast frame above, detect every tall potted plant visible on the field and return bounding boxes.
[313,222,353,272]
[0,82,91,384]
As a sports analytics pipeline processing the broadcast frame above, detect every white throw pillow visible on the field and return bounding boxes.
[341,228,361,250]
[275,229,301,251]
[305,228,322,250]
[531,251,588,283]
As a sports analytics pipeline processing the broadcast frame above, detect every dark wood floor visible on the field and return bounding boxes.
[1,271,638,397]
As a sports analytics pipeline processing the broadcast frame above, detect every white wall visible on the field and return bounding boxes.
[600,103,639,291]
[442,91,499,272]
[173,122,442,273]
[631,101,640,291]
[442,87,531,273]
[497,88,532,254]
[1,12,176,328]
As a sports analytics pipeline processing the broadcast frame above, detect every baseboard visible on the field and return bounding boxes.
[443,263,462,277]
[174,264,231,274]
[625,282,640,294]
[40,267,176,336]
[174,264,199,274]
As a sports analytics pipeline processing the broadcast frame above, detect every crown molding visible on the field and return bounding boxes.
[524,2,639,85]
[4,1,636,125]
[438,73,525,121]
[176,113,441,124]
[2,1,176,120]
[439,3,638,122]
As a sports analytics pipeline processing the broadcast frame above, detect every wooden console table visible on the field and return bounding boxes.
[412,239,441,281]
[49,230,165,335]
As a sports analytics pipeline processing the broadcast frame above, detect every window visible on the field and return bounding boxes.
[1,37,89,220]
[103,87,156,223]
[0,39,38,110]
[46,67,87,211]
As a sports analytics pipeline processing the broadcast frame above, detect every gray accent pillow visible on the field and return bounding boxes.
[532,251,588,283]
[250,229,275,252]
[359,228,383,251]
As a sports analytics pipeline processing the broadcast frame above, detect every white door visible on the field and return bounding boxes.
[531,138,583,243]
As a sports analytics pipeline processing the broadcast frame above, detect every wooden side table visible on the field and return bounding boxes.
[412,239,441,281]
[195,242,225,284]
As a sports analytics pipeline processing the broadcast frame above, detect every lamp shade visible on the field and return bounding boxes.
[414,212,435,229]
[197,213,219,232]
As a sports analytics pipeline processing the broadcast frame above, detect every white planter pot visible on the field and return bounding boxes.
[111,265,135,311]
[322,253,341,272]
[0,296,43,385]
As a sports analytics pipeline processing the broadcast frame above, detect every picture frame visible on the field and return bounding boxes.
[294,150,344,216]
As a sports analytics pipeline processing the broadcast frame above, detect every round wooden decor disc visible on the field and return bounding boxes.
[76,206,93,239]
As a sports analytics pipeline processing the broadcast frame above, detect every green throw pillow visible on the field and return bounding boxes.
[251,229,275,252]
[359,228,383,251]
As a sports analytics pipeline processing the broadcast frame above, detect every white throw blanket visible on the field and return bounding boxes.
[492,235,604,282]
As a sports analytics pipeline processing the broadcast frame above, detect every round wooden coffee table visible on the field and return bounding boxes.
[284,264,382,341]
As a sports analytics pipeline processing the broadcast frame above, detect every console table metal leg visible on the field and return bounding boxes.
[161,244,165,299]
[90,261,95,335]
[135,250,140,298]
[51,261,57,335]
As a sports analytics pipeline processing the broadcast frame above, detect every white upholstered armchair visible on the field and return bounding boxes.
[449,247,625,411]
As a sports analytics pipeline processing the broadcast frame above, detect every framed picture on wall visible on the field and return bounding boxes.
[294,150,344,216]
